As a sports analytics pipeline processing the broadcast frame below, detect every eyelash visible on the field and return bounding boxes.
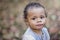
[31,16,45,20]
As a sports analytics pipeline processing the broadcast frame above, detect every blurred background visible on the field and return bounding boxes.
[0,0,60,40]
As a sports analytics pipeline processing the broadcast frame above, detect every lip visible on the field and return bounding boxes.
[36,24,43,27]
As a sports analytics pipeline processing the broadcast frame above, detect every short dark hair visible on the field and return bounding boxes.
[24,2,47,19]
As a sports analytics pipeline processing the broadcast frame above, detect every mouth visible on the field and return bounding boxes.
[36,24,43,27]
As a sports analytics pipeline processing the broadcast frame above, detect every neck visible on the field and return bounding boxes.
[32,29,42,35]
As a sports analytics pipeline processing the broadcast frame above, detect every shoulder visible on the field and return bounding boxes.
[42,27,49,33]
[42,27,48,31]
[22,27,36,40]
[22,35,35,40]
[23,27,33,35]
[42,27,50,40]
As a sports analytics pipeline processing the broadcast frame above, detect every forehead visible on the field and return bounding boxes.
[27,7,45,17]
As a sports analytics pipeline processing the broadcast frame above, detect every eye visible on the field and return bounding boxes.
[31,18,36,20]
[40,16,45,19]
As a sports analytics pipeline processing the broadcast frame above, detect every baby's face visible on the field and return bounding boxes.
[27,7,47,30]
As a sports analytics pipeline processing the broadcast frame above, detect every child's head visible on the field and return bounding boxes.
[24,2,47,30]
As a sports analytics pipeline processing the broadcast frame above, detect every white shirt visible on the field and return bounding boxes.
[22,27,50,40]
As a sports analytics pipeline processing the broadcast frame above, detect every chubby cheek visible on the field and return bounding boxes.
[41,18,46,24]
[29,20,36,27]
[30,20,36,25]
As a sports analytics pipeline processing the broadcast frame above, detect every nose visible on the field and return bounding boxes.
[37,18,42,22]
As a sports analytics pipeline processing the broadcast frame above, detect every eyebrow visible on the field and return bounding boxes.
[31,16,37,18]
[40,14,46,16]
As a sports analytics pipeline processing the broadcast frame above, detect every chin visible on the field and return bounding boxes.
[37,26,43,30]
[34,28,42,30]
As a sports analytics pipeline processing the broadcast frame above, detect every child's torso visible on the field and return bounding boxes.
[23,27,50,40]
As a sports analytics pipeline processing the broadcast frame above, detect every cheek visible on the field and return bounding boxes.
[28,20,36,26]
[42,19,46,23]
[30,20,36,24]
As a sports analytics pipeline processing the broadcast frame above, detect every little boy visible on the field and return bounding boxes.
[22,2,50,40]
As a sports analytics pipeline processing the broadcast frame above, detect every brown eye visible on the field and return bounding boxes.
[40,16,44,19]
[32,18,36,20]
